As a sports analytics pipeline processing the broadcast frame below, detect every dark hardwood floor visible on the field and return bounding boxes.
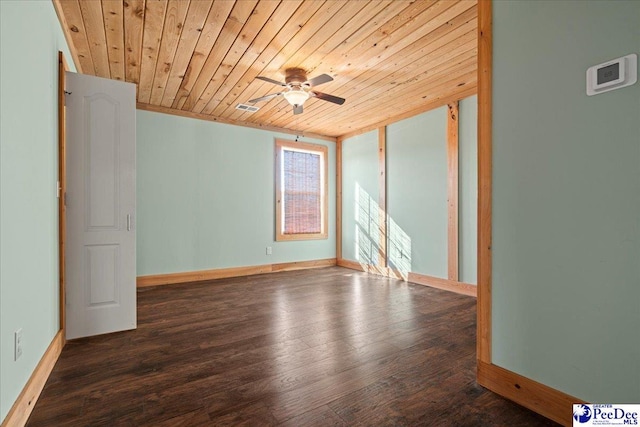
[28,267,557,426]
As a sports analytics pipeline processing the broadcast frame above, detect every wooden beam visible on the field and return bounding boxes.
[136,102,337,143]
[378,127,387,269]
[1,331,64,427]
[137,258,337,287]
[336,137,343,261]
[477,0,493,365]
[447,101,459,281]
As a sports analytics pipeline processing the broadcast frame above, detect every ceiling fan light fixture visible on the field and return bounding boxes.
[283,88,309,106]
[250,71,343,114]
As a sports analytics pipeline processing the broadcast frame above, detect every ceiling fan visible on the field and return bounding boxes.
[248,68,345,115]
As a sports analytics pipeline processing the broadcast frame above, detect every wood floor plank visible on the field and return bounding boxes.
[151,408,212,427]
[266,344,450,422]
[206,401,279,427]
[203,339,403,419]
[279,405,347,427]
[27,267,557,426]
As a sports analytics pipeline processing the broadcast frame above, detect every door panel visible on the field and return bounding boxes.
[65,71,136,340]
[86,94,120,229]
[86,244,119,306]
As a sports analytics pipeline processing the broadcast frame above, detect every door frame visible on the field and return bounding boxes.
[476,0,492,368]
[58,51,68,338]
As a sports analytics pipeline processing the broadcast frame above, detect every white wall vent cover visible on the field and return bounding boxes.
[235,104,260,112]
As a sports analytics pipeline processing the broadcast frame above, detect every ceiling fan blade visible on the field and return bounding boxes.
[256,76,286,86]
[293,105,303,115]
[305,73,333,87]
[311,91,345,105]
[248,92,282,103]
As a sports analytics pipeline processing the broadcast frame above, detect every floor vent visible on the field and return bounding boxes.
[235,104,259,112]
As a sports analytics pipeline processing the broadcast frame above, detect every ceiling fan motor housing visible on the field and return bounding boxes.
[285,68,308,87]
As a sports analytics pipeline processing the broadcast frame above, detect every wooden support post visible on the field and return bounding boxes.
[336,137,343,261]
[477,0,493,365]
[447,101,459,282]
[378,127,387,269]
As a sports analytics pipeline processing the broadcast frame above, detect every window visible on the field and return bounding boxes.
[275,139,328,241]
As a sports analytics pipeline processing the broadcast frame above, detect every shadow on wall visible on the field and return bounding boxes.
[354,182,412,279]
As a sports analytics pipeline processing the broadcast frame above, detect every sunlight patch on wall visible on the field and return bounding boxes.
[354,182,411,279]
[355,182,380,266]
[388,216,412,279]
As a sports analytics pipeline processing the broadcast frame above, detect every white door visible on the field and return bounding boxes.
[65,71,136,340]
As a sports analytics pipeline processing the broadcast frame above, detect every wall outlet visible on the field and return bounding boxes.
[15,329,23,361]
[266,246,272,255]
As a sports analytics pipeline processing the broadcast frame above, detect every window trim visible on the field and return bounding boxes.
[275,138,328,241]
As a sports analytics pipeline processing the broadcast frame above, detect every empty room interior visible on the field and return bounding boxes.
[1,0,638,426]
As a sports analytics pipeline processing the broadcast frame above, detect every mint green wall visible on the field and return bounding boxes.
[0,1,75,421]
[341,131,379,265]
[341,97,477,281]
[492,1,640,402]
[459,96,477,284]
[388,107,448,278]
[136,111,336,275]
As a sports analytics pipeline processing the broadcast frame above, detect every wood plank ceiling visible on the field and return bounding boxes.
[53,0,477,138]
